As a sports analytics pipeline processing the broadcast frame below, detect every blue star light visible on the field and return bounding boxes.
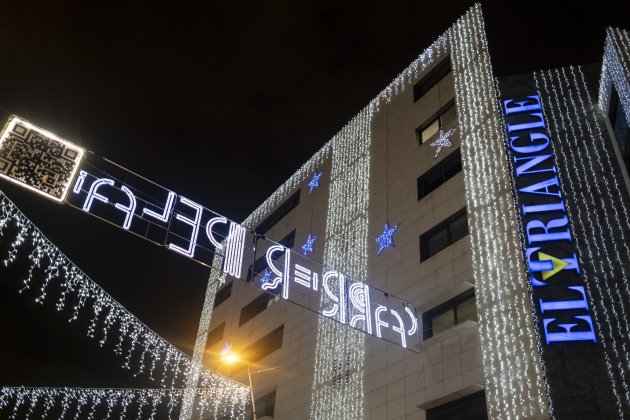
[308,171,323,193]
[302,234,317,256]
[376,223,398,255]
[260,268,272,286]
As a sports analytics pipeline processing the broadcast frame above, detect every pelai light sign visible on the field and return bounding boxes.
[0,116,419,350]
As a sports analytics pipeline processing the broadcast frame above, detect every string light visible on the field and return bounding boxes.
[535,64,630,416]
[451,5,549,418]
[0,387,248,420]
[599,28,630,126]
[0,191,249,417]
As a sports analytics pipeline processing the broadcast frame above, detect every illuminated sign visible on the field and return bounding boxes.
[0,116,84,202]
[0,116,419,350]
[504,94,597,345]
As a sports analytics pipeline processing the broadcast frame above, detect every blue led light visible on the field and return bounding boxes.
[308,171,323,193]
[302,234,317,256]
[260,268,272,286]
[375,223,398,255]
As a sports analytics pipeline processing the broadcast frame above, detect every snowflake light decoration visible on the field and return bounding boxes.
[301,234,317,256]
[259,268,272,285]
[308,171,323,193]
[429,128,455,158]
[375,223,398,255]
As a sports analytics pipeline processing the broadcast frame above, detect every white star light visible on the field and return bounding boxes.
[429,128,455,157]
[375,223,398,255]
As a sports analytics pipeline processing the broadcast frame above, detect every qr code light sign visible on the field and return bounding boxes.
[0,116,84,202]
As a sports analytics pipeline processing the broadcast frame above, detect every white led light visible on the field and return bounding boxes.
[262,245,286,291]
[167,196,202,258]
[72,170,87,194]
[0,192,249,419]
[404,306,418,336]
[348,282,372,334]
[0,116,85,203]
[142,191,176,223]
[205,216,227,249]
[82,178,114,212]
[374,305,389,339]
[389,309,406,348]
[294,264,312,288]
[114,185,136,230]
[223,222,246,279]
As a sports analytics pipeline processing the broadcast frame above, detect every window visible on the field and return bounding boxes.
[609,86,630,174]
[246,390,276,419]
[255,190,300,235]
[244,325,284,363]
[247,230,296,282]
[423,289,477,339]
[206,322,225,348]
[417,100,457,144]
[213,281,232,308]
[239,292,280,327]
[426,390,487,420]
[418,148,462,199]
[414,57,452,102]
[420,208,468,261]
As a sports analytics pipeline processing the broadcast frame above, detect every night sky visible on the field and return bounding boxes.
[1,0,629,392]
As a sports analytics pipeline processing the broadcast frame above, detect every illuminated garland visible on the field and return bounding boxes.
[310,22,448,420]
[599,28,630,126]
[535,65,630,416]
[0,191,249,416]
[0,386,247,420]
[451,6,549,418]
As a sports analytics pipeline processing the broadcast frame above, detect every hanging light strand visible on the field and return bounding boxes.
[0,191,248,415]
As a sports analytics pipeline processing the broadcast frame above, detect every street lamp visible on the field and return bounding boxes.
[221,345,257,420]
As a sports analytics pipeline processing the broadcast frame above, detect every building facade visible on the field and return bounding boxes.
[203,6,630,420]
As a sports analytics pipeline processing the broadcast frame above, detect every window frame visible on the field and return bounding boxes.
[426,390,487,420]
[255,190,300,235]
[213,281,233,309]
[413,57,452,102]
[416,100,457,145]
[206,322,225,348]
[417,148,462,200]
[422,288,476,340]
[420,208,468,261]
[245,325,284,363]
[247,229,296,282]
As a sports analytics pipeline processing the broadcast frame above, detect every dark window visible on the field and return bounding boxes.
[255,190,300,235]
[420,208,468,261]
[247,230,296,281]
[426,390,487,420]
[206,322,225,348]
[609,86,630,174]
[423,289,477,339]
[418,148,462,199]
[416,100,457,144]
[414,57,452,102]
[244,325,284,363]
[239,291,280,327]
[214,281,232,308]
[246,390,276,419]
